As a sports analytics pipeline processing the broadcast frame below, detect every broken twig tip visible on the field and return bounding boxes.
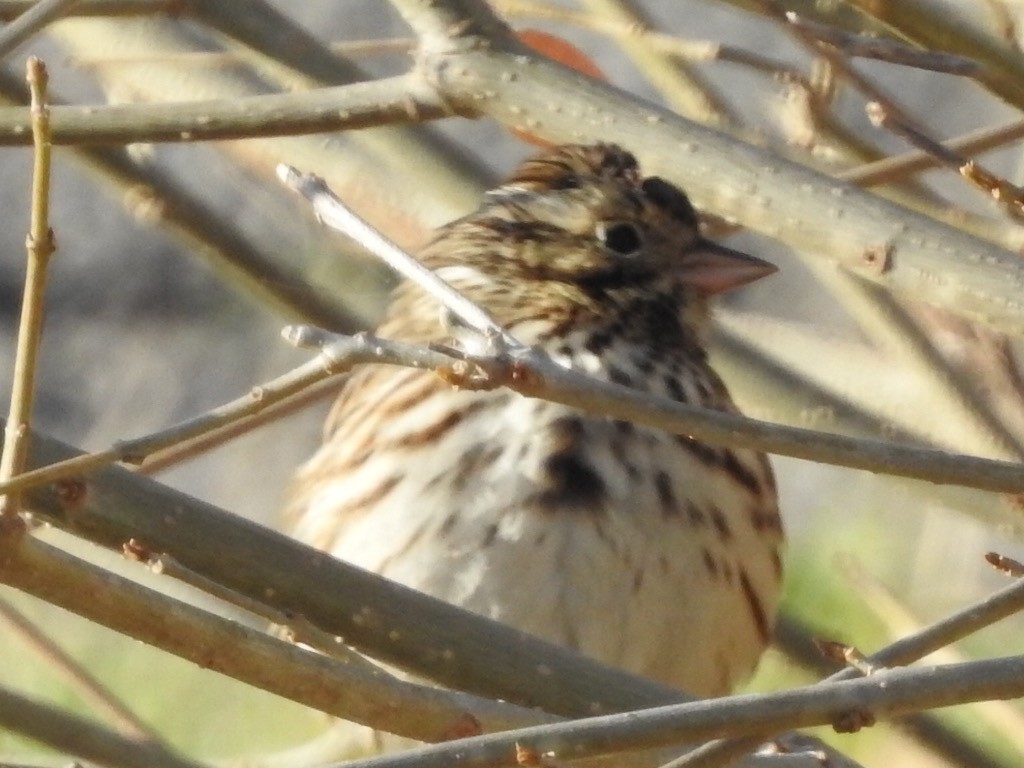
[276,163,300,186]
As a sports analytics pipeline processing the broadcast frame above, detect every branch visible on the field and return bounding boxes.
[0,0,81,58]
[275,165,1024,494]
[0,58,54,521]
[0,0,165,16]
[15,420,692,717]
[0,596,158,740]
[293,330,1024,493]
[674,559,1024,767]
[278,165,523,351]
[784,12,981,74]
[0,680,204,768]
[0,74,446,145]
[330,655,1024,768]
[0,2,1018,338]
[402,4,1024,336]
[0,534,551,742]
[844,0,1024,110]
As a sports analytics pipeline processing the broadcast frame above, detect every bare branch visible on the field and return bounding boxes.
[408,20,1024,336]
[0,680,204,768]
[0,74,448,145]
[785,13,981,74]
[0,0,81,58]
[0,58,54,522]
[330,655,1024,768]
[0,596,157,740]
[0,534,551,741]
[278,166,524,351]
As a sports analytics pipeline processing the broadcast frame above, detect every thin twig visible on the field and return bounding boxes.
[0,66,375,334]
[987,552,1024,578]
[843,0,1024,109]
[842,116,1024,188]
[67,38,418,70]
[0,681,203,768]
[278,164,524,352]
[0,0,81,59]
[752,0,930,134]
[0,57,54,525]
[0,350,353,495]
[139,546,385,676]
[803,265,1024,461]
[866,102,1024,221]
[0,74,449,145]
[0,534,552,742]
[497,0,816,88]
[785,13,981,75]
[299,329,1024,492]
[670,557,1024,768]
[328,654,1024,768]
[0,595,157,740]
[0,0,167,18]
[138,377,343,475]
[837,554,1024,750]
[271,170,1024,492]
[577,0,737,126]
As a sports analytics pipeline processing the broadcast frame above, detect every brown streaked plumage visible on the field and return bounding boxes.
[287,143,784,696]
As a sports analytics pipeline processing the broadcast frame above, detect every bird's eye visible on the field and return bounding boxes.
[597,221,643,256]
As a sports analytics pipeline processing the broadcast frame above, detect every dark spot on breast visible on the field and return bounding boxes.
[708,505,733,541]
[607,365,632,386]
[664,375,687,402]
[614,420,634,435]
[750,507,784,534]
[634,353,656,375]
[655,470,677,517]
[720,559,734,584]
[609,434,627,466]
[532,417,607,511]
[702,548,717,578]
[438,511,458,537]
[548,416,585,450]
[481,522,499,548]
[685,501,707,528]
[448,443,506,494]
[675,436,766,500]
[585,329,614,355]
[676,434,718,464]
[740,568,772,644]
[721,451,763,497]
[537,453,607,510]
[695,378,714,404]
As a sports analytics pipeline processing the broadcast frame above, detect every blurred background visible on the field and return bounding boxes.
[1,1,1024,765]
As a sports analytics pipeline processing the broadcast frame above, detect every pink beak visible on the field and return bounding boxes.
[679,239,777,295]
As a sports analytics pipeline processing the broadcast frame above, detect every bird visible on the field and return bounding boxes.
[286,143,783,697]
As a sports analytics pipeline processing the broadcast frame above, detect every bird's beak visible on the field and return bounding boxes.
[678,239,777,295]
